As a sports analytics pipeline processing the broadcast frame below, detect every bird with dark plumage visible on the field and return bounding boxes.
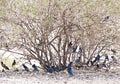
[111,56,117,63]
[75,57,82,69]
[86,59,92,66]
[93,54,101,63]
[1,62,9,70]
[32,64,39,72]
[68,41,72,47]
[51,66,61,72]
[79,47,83,53]
[67,62,73,76]
[45,65,54,73]
[12,60,16,67]
[105,54,109,61]
[75,57,81,63]
[86,59,90,66]
[103,16,109,22]
[73,46,78,52]
[22,64,29,72]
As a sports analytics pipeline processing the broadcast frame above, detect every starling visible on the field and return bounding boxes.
[12,60,16,67]
[103,16,109,22]
[46,65,54,73]
[68,41,72,47]
[79,47,83,53]
[32,64,39,72]
[93,54,101,63]
[105,54,109,61]
[73,46,78,52]
[67,62,73,76]
[1,62,9,70]
[111,56,117,62]
[75,57,81,63]
[22,64,29,72]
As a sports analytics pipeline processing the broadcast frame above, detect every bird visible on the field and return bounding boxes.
[12,60,16,67]
[51,66,61,72]
[32,64,39,72]
[75,57,81,63]
[111,56,117,63]
[1,62,9,70]
[68,41,72,47]
[105,54,109,61]
[86,59,92,66]
[67,62,73,76]
[22,64,29,72]
[93,54,101,63]
[96,58,110,71]
[79,47,83,53]
[45,65,54,73]
[103,16,109,22]
[75,57,82,69]
[72,46,78,52]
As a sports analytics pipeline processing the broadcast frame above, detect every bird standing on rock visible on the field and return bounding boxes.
[45,65,54,73]
[1,61,9,70]
[67,62,73,76]
[22,64,29,72]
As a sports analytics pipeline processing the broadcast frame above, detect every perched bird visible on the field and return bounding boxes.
[73,46,78,52]
[105,54,109,61]
[51,66,61,72]
[68,41,72,47]
[1,62,9,70]
[93,54,101,63]
[111,56,117,63]
[22,64,29,72]
[79,47,83,53]
[12,60,16,67]
[67,62,73,76]
[103,16,109,22]
[86,59,92,66]
[75,57,81,63]
[102,59,107,68]
[45,65,54,73]
[32,64,39,72]
[96,59,110,71]
[75,57,81,69]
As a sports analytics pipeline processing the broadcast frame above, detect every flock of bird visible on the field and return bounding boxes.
[0,53,117,77]
[0,60,74,76]
[1,60,39,73]
[0,50,117,77]
[0,34,118,77]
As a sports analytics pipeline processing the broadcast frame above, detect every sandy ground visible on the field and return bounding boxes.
[0,67,120,84]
